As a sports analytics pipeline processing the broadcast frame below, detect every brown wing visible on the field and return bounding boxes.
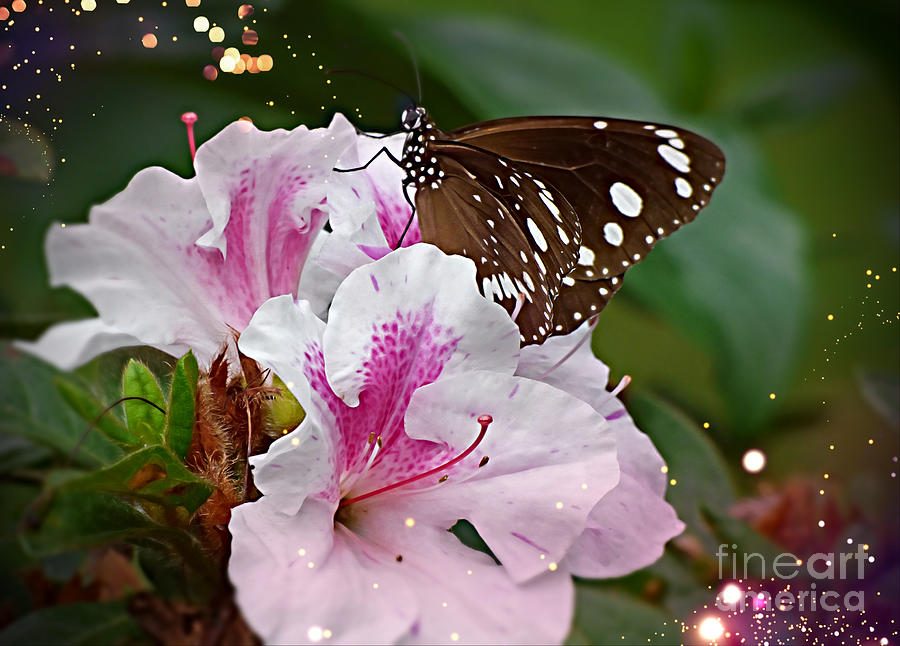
[414,140,582,344]
[450,116,725,335]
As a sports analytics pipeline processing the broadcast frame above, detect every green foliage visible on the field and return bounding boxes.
[0,600,142,646]
[121,360,167,446]
[164,351,199,459]
[55,377,140,448]
[47,445,213,515]
[568,586,678,645]
[0,347,124,468]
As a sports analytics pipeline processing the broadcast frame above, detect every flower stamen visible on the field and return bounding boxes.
[610,374,631,397]
[339,414,493,507]
[511,293,526,322]
[181,112,198,161]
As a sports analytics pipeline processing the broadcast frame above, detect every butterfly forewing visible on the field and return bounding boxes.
[413,139,582,343]
[448,116,726,335]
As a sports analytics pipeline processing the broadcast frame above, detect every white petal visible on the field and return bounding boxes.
[402,371,619,583]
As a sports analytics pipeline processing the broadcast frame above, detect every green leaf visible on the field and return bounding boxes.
[165,351,198,459]
[0,600,141,646]
[22,489,165,558]
[0,346,123,468]
[55,376,140,447]
[627,391,735,550]
[626,163,810,433]
[402,17,665,118]
[54,445,213,515]
[568,585,678,645]
[121,359,166,445]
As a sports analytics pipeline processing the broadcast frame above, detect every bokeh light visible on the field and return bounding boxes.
[742,448,766,473]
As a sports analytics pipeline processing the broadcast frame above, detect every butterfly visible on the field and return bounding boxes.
[356,106,725,345]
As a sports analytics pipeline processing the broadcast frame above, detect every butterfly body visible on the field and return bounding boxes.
[398,107,725,345]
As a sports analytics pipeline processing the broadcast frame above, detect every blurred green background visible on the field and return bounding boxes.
[1,0,897,643]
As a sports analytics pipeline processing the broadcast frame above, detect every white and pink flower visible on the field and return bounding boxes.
[230,244,682,644]
[18,114,398,369]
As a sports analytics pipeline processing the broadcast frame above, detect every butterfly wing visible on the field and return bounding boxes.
[450,116,726,334]
[414,140,582,343]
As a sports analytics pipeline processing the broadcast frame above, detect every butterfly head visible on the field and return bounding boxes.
[401,106,427,132]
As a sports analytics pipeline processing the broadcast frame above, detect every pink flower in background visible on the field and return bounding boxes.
[230,245,621,644]
[18,114,363,369]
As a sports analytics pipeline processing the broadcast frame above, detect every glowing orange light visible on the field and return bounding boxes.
[257,54,273,71]
[202,64,217,81]
[12,0,27,13]
[238,3,254,19]
[142,33,158,48]
[0,8,10,19]
[185,0,201,6]
[208,26,224,43]
[242,29,258,45]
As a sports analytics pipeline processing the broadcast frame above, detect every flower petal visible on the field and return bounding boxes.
[325,244,520,408]
[194,115,357,321]
[400,371,619,583]
[518,330,684,577]
[348,502,574,645]
[14,318,188,371]
[239,295,391,479]
[515,326,609,405]
[563,395,685,578]
[229,496,417,645]
[45,167,236,364]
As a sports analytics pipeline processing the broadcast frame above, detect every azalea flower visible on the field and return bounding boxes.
[230,245,623,644]
[18,114,369,369]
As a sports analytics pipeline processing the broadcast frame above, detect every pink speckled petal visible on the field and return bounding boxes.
[239,295,386,478]
[515,327,610,405]
[229,497,417,645]
[562,394,684,578]
[44,168,237,365]
[15,318,187,371]
[193,115,356,328]
[341,500,573,645]
[396,371,619,584]
[325,245,520,408]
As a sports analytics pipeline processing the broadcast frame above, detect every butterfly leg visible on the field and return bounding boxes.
[333,146,403,173]
[394,179,418,249]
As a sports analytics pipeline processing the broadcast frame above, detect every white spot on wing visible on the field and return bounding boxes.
[593,120,607,129]
[610,182,643,217]
[658,145,691,173]
[654,128,678,138]
[557,226,569,245]
[603,222,624,247]
[539,192,560,218]
[675,177,693,198]
[577,245,595,266]
[526,218,549,252]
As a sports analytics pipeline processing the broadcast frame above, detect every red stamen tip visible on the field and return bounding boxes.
[478,414,493,425]
[180,112,198,162]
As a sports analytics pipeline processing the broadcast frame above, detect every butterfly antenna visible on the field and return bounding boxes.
[392,30,422,104]
[326,68,417,106]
